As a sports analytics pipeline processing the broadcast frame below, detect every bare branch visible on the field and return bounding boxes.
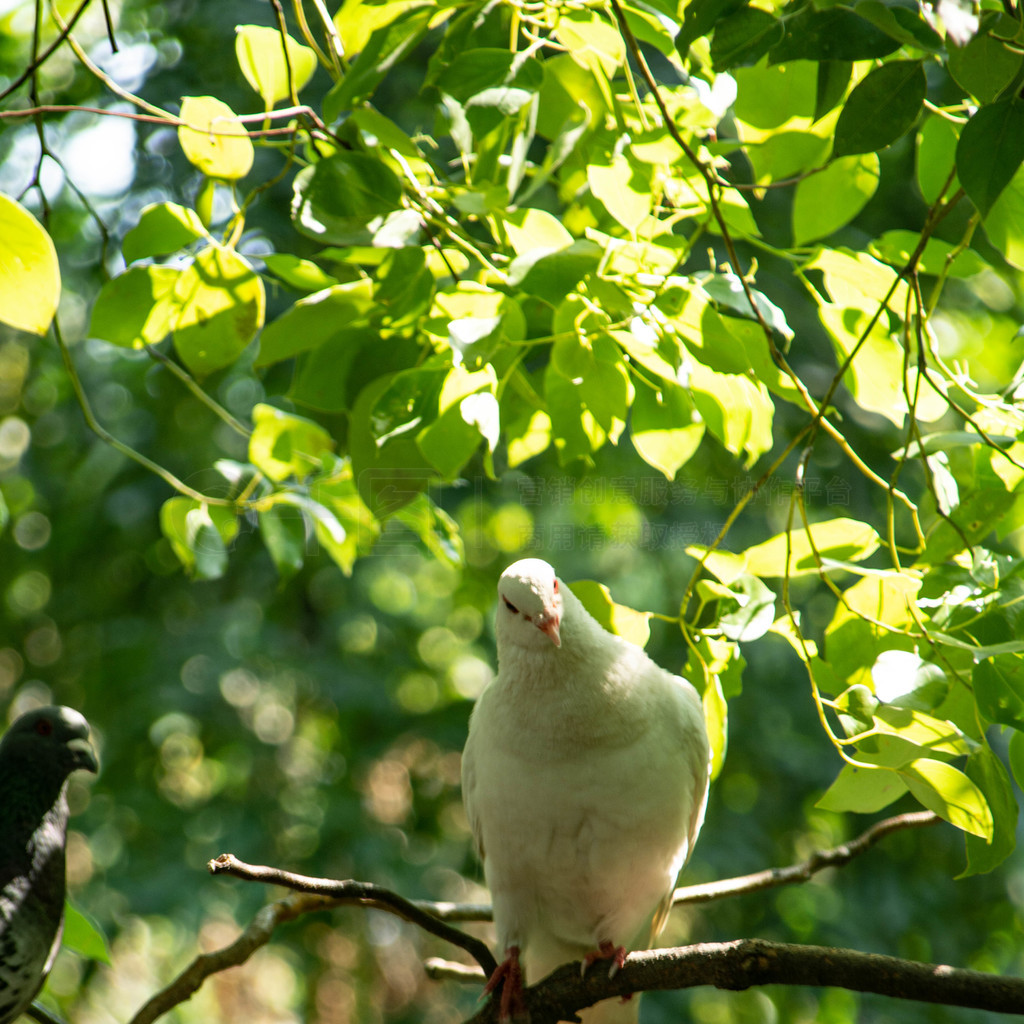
[208,853,498,976]
[418,811,942,923]
[672,810,940,906]
[463,939,1024,1023]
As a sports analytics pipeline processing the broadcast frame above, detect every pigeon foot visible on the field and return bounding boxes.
[581,940,628,978]
[484,945,528,1021]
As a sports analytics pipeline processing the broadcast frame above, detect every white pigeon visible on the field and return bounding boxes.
[462,558,711,1022]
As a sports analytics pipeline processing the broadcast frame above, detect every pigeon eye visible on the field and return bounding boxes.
[553,579,559,593]
[35,719,53,737]
[503,597,519,614]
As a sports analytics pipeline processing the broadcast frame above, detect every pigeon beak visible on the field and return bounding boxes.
[537,610,561,647]
[68,737,99,774]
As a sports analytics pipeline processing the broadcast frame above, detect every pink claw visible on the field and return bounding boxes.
[484,945,527,1021]
[581,940,628,978]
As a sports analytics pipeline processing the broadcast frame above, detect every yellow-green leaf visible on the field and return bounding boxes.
[178,96,254,180]
[817,763,909,813]
[570,579,651,647]
[0,192,60,335]
[743,518,881,578]
[249,404,335,482]
[172,246,265,375]
[631,382,704,480]
[900,758,994,839]
[235,25,318,107]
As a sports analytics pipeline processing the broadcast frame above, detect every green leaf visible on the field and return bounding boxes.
[900,758,994,839]
[235,24,317,107]
[0,192,60,335]
[732,60,816,129]
[171,246,265,376]
[324,4,433,118]
[550,331,633,442]
[89,265,180,349]
[816,764,909,813]
[961,745,1018,876]
[814,60,852,122]
[792,153,879,245]
[62,902,112,964]
[510,240,603,306]
[868,230,987,278]
[769,7,901,62]
[349,372,438,517]
[159,498,235,579]
[570,580,652,647]
[853,1,943,51]
[630,381,704,480]
[678,0,746,53]
[983,162,1024,271]
[263,254,341,293]
[178,96,253,180]
[291,151,410,246]
[258,504,307,579]
[122,202,207,263]
[916,115,960,204]
[255,280,374,367]
[833,61,925,158]
[689,361,774,467]
[1009,730,1024,790]
[249,404,335,482]
[870,650,948,710]
[717,573,776,642]
[948,13,1023,103]
[974,656,1024,730]
[416,364,498,478]
[709,8,783,70]
[743,518,881,578]
[918,487,1018,564]
[588,153,651,232]
[956,98,1024,218]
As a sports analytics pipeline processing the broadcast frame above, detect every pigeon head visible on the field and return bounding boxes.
[497,558,563,649]
[0,706,99,782]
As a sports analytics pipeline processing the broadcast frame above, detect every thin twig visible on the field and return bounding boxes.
[208,853,498,976]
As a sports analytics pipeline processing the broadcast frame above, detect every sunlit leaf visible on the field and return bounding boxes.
[171,246,265,375]
[570,579,652,647]
[256,280,374,367]
[63,902,112,964]
[0,192,60,336]
[792,153,879,245]
[90,265,181,349]
[178,96,254,180]
[235,24,317,107]
[249,403,335,482]
[743,518,881,578]
[817,764,909,813]
[630,381,705,480]
[900,758,994,839]
[122,202,207,263]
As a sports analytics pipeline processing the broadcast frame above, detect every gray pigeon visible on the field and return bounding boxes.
[0,706,98,1024]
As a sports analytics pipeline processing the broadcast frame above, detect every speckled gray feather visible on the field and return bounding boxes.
[0,707,97,1024]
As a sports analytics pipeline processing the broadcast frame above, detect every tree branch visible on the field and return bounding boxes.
[463,940,1024,1023]
[207,853,498,976]
[671,810,939,906]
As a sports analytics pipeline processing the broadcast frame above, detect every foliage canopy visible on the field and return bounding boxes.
[4,0,1024,1019]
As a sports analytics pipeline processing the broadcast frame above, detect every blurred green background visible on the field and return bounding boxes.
[2,1,1023,1022]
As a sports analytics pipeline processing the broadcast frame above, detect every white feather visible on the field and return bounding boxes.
[462,559,710,1022]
